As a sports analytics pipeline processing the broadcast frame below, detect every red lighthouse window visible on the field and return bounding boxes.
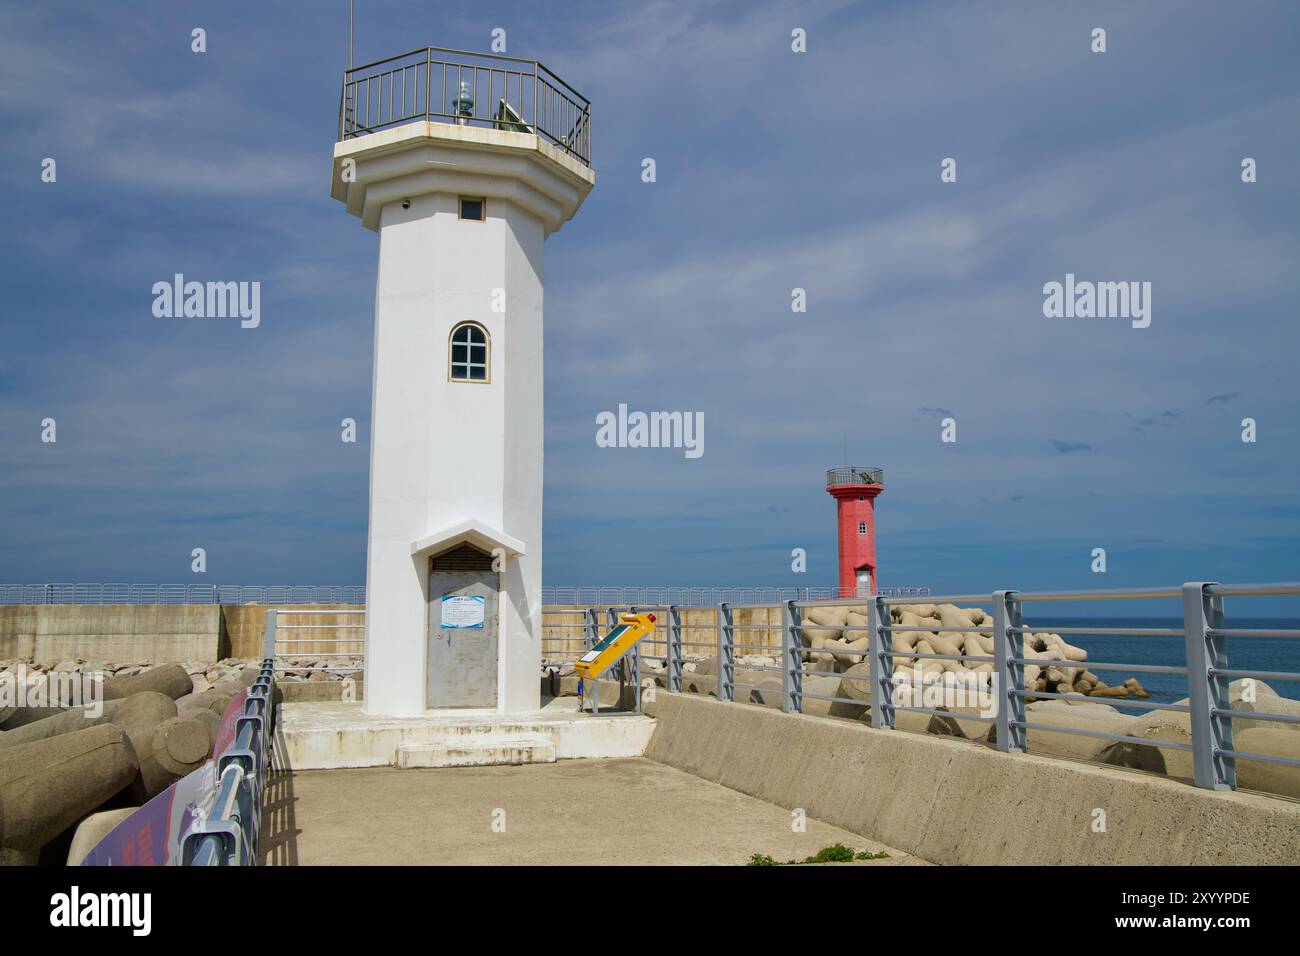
[858,522,867,534]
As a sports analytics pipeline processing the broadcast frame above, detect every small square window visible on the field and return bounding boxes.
[459,197,485,221]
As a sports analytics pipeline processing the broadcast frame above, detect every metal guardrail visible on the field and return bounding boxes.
[802,583,1300,790]
[0,584,350,606]
[181,660,275,866]
[263,609,365,675]
[339,46,591,166]
[826,466,884,488]
[1,584,930,608]
[545,582,1300,793]
[0,584,367,605]
[541,586,930,607]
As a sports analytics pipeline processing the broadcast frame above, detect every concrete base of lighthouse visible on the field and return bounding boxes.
[277,697,655,771]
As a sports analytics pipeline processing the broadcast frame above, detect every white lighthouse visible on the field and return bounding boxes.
[330,49,594,716]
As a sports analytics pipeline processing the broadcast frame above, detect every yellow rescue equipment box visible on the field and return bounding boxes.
[574,612,657,680]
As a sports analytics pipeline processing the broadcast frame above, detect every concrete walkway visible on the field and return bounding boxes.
[262,757,920,866]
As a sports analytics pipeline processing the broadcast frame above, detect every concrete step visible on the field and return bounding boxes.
[396,734,557,769]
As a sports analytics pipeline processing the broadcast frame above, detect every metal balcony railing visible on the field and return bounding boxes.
[826,466,884,489]
[339,46,592,166]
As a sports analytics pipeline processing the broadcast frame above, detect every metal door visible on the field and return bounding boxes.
[427,557,498,708]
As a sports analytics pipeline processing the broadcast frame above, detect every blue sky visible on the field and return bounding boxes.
[1,1,1298,608]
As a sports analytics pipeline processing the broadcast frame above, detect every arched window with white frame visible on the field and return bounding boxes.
[449,322,490,382]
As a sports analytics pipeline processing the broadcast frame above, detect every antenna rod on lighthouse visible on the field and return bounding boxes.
[348,0,354,69]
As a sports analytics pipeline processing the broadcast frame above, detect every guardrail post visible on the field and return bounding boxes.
[628,606,643,713]
[424,49,431,121]
[581,605,594,710]
[992,590,1026,753]
[869,595,894,729]
[667,604,683,693]
[262,609,278,660]
[716,603,734,701]
[1183,582,1235,790]
[633,637,642,713]
[605,608,621,707]
[781,601,803,713]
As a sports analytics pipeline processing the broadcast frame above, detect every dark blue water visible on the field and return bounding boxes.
[1022,617,1300,705]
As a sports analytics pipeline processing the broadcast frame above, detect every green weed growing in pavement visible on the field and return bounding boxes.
[746,843,890,866]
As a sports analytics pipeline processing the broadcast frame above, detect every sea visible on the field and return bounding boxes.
[1022,617,1300,705]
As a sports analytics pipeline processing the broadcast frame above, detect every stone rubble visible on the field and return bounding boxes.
[796,602,1150,701]
[0,656,362,689]
[0,659,272,865]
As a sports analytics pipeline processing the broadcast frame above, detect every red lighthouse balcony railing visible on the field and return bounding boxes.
[826,466,884,489]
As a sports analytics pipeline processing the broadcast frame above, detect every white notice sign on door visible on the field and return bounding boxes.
[440,594,486,629]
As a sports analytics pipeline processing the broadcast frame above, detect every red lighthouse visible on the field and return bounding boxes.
[826,467,884,596]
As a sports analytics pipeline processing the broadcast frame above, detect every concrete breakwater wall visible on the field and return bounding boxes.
[3,602,760,664]
[0,606,222,664]
[643,692,1300,866]
[0,605,365,664]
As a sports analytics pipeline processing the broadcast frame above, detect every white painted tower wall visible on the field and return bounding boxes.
[331,124,594,716]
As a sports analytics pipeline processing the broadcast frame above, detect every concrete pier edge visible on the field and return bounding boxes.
[642,692,1300,866]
